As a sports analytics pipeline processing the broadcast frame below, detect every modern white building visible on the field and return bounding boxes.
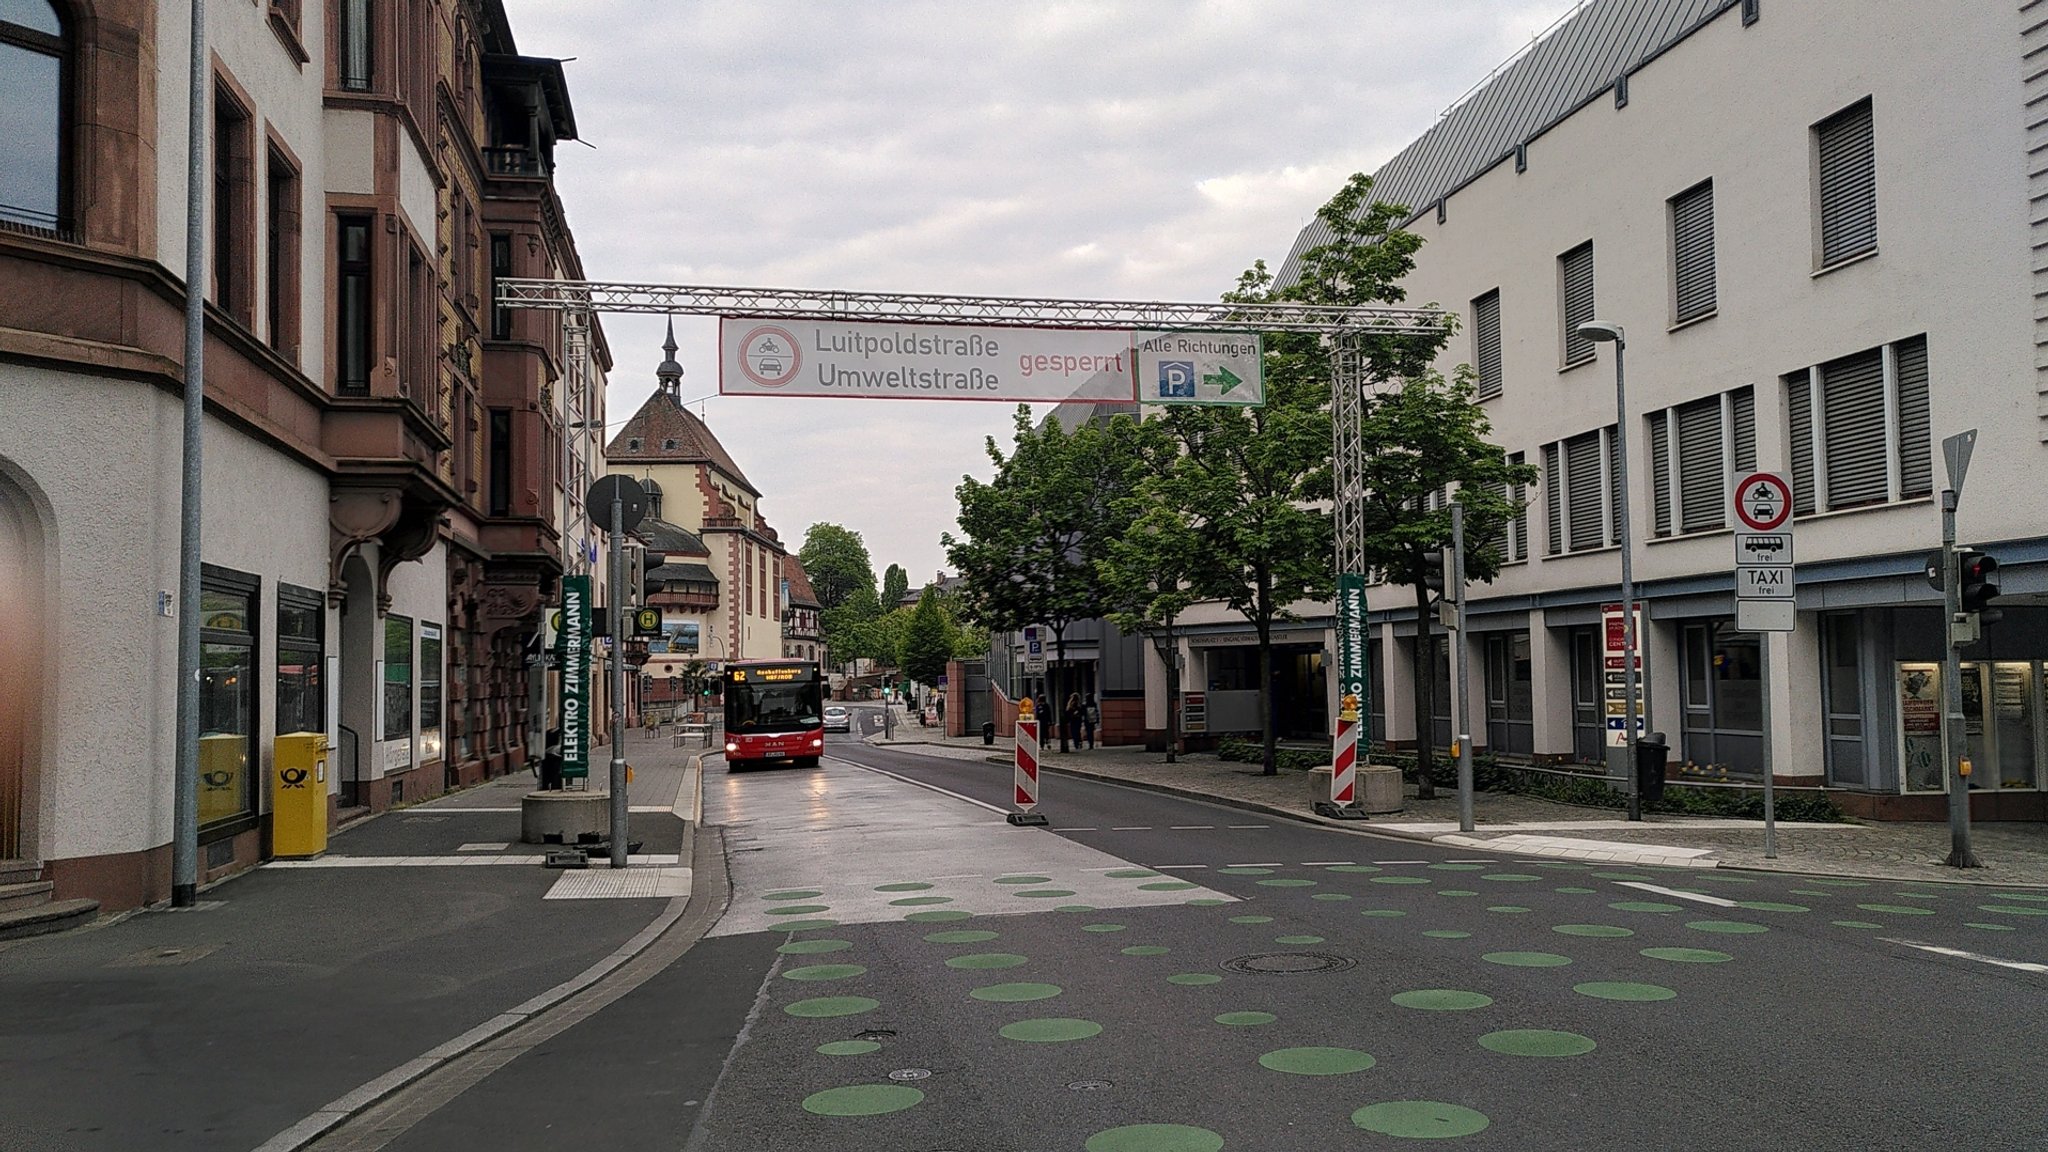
[1192,0,2048,820]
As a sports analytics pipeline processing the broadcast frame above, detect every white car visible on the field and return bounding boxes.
[823,706,851,733]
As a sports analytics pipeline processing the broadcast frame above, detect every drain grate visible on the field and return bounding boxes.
[1222,951,1356,975]
[855,1029,897,1040]
[1067,1079,1114,1092]
[888,1068,932,1081]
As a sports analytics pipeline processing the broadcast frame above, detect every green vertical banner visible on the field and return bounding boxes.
[559,575,591,780]
[1336,573,1368,731]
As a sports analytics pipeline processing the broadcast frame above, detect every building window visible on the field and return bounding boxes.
[400,239,430,400]
[1785,335,1930,515]
[0,1,66,235]
[383,614,413,741]
[339,0,372,91]
[1647,386,1757,537]
[199,566,260,831]
[212,80,256,326]
[418,622,442,762]
[1680,620,1762,775]
[1558,241,1595,367]
[266,145,301,357]
[1670,180,1716,323]
[337,213,372,394]
[488,408,513,516]
[1544,426,1618,554]
[489,232,513,339]
[1472,290,1502,400]
[1815,98,1877,267]
[277,584,323,735]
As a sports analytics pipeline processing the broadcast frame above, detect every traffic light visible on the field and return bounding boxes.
[1960,549,2002,617]
[1420,550,1446,597]
[642,549,668,602]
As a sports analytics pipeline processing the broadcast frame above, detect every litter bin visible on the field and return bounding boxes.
[1635,732,1670,804]
[272,732,330,858]
[982,721,996,746]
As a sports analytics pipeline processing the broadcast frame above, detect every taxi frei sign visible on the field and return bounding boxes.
[718,318,1264,406]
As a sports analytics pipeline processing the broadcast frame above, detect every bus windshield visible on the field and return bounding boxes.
[725,666,823,733]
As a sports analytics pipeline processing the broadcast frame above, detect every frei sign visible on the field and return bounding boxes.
[1732,471,1795,633]
[558,574,592,780]
[718,317,1263,406]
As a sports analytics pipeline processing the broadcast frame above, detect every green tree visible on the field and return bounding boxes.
[881,564,910,610]
[1352,369,1536,798]
[945,408,1146,752]
[900,588,954,687]
[820,584,884,668]
[799,523,876,612]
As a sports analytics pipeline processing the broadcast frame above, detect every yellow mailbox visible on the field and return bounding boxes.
[272,732,330,858]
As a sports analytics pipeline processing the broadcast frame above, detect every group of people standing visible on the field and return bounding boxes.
[1032,690,1101,749]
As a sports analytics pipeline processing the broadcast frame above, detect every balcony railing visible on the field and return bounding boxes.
[483,146,546,177]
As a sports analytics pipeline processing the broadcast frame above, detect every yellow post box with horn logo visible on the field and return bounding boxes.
[272,732,330,858]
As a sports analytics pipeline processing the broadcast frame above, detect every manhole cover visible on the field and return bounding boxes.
[1222,951,1356,975]
[888,1068,932,1081]
[855,1029,897,1040]
[1067,1079,1114,1092]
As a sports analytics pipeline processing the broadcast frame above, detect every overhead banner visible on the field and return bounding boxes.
[720,318,1138,403]
[1335,573,1368,705]
[1136,330,1264,406]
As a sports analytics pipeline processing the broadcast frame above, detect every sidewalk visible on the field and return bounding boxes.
[869,733,2048,886]
[0,734,705,1152]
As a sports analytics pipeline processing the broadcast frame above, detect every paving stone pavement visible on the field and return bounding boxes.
[869,735,2048,887]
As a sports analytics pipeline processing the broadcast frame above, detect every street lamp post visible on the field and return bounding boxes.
[1577,320,1643,822]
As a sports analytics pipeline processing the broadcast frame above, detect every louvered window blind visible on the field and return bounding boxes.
[1784,336,1928,515]
[1544,443,1563,555]
[1473,290,1503,400]
[1671,181,1716,322]
[1560,243,1595,366]
[1566,430,1606,552]
[1817,100,1877,266]
[1819,347,1888,509]
[1649,414,1673,536]
[1895,336,1931,498]
[1676,396,1724,533]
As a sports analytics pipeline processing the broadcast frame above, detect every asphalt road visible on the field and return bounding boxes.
[679,733,2048,1151]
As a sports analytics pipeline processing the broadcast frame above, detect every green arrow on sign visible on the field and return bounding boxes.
[1203,366,1243,395]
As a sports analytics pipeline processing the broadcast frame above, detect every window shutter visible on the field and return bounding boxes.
[1473,290,1503,400]
[1671,181,1716,322]
[1820,347,1887,509]
[1677,396,1724,533]
[1817,99,1877,265]
[1560,243,1596,365]
[1648,413,1672,537]
[1566,431,1605,552]
[1786,374,1816,515]
[1894,335,1932,498]
[1607,428,1621,544]
[1730,386,1757,472]
[1544,442,1563,555]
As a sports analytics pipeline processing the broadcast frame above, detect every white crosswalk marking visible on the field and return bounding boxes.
[1614,881,1738,908]
[1884,939,2048,974]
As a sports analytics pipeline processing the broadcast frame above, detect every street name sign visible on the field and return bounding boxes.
[720,318,1138,404]
[1733,471,1795,633]
[1135,331,1264,406]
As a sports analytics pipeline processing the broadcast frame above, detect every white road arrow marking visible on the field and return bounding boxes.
[1615,881,1738,907]
[1883,939,2048,974]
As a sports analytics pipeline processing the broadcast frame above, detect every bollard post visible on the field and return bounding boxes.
[1008,698,1049,827]
[1315,693,1369,820]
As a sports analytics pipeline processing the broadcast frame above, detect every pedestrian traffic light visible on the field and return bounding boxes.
[1960,549,2001,617]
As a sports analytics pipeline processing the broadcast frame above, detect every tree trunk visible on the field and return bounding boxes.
[1255,594,1277,776]
[1052,627,1070,753]
[1412,575,1436,800]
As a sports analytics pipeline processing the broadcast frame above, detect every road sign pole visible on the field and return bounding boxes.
[1941,487,1979,867]
[1761,629,1777,858]
[609,491,628,868]
[1451,502,1474,834]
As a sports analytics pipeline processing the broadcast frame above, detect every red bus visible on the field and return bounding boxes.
[722,660,825,770]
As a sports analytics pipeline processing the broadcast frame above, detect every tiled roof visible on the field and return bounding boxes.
[783,556,822,608]
[1278,0,1740,283]
[606,390,760,497]
[651,561,718,587]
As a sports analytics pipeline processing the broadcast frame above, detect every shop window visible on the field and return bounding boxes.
[337,213,372,394]
[1896,663,1944,792]
[1821,614,1866,787]
[277,584,323,735]
[383,614,413,741]
[200,567,259,832]
[419,623,443,762]
[1679,621,1762,775]
[0,1,68,236]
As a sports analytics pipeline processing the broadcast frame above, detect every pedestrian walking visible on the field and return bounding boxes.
[1064,692,1084,751]
[1083,693,1100,749]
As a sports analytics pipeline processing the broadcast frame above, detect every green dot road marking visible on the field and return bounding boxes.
[1807,877,1871,887]
[1981,904,2048,916]
[1104,869,1159,879]
[1990,892,2048,903]
[1059,904,1097,912]
[1016,889,1076,898]
[777,919,839,932]
[1000,1018,1102,1042]
[1428,862,1484,871]
[1535,861,1589,870]
[1352,1100,1491,1138]
[1479,1029,1597,1057]
[1791,889,1830,897]
[1608,901,1681,914]
[765,889,825,900]
[1483,951,1571,967]
[766,904,832,916]
[1326,864,1381,873]
[1554,924,1633,938]
[1083,923,1129,933]
[1215,1011,1278,1026]
[1967,922,2016,931]
[784,996,879,1018]
[801,1084,923,1116]
[1895,892,1943,901]
[1313,892,1354,901]
[946,952,1027,970]
[994,875,1052,885]
[1257,878,1317,888]
[906,909,972,922]
[815,1039,881,1056]
[1084,1124,1225,1152]
[1122,945,1171,956]
[1641,946,1732,963]
[1486,906,1531,914]
[1218,867,1274,876]
[778,939,853,955]
[1362,909,1408,918]
[1274,935,1325,946]
[888,896,952,906]
[1168,972,1224,986]
[1259,1046,1377,1075]
[1185,898,1229,906]
[1687,920,1768,934]
[1574,981,1676,1002]
[1592,872,1653,882]
[1229,915,1274,924]
[1139,881,1198,891]
[1422,929,1472,939]
[783,964,866,982]
[1437,890,1479,898]
[1482,873,1541,883]
[969,982,1063,1002]
[1736,901,1809,913]
[924,930,998,944]
[1856,903,1935,916]
[1833,920,1882,930]
[1372,876,1430,886]
[1555,886,1598,894]
[872,882,931,892]
[1391,989,1493,1011]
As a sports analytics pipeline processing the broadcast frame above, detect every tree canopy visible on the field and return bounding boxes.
[881,564,910,609]
[798,523,876,612]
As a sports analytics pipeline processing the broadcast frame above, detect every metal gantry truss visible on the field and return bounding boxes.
[1332,334,1376,582]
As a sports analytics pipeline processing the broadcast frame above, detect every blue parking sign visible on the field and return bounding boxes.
[1157,361,1195,398]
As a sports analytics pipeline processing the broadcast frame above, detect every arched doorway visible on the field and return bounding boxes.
[0,466,48,862]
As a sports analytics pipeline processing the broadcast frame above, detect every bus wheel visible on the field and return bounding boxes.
[726,761,746,774]
[797,757,820,769]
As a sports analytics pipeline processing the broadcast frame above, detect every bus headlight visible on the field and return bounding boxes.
[809,737,823,748]
[725,742,738,754]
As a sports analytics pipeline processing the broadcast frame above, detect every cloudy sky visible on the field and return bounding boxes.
[506,0,1575,583]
